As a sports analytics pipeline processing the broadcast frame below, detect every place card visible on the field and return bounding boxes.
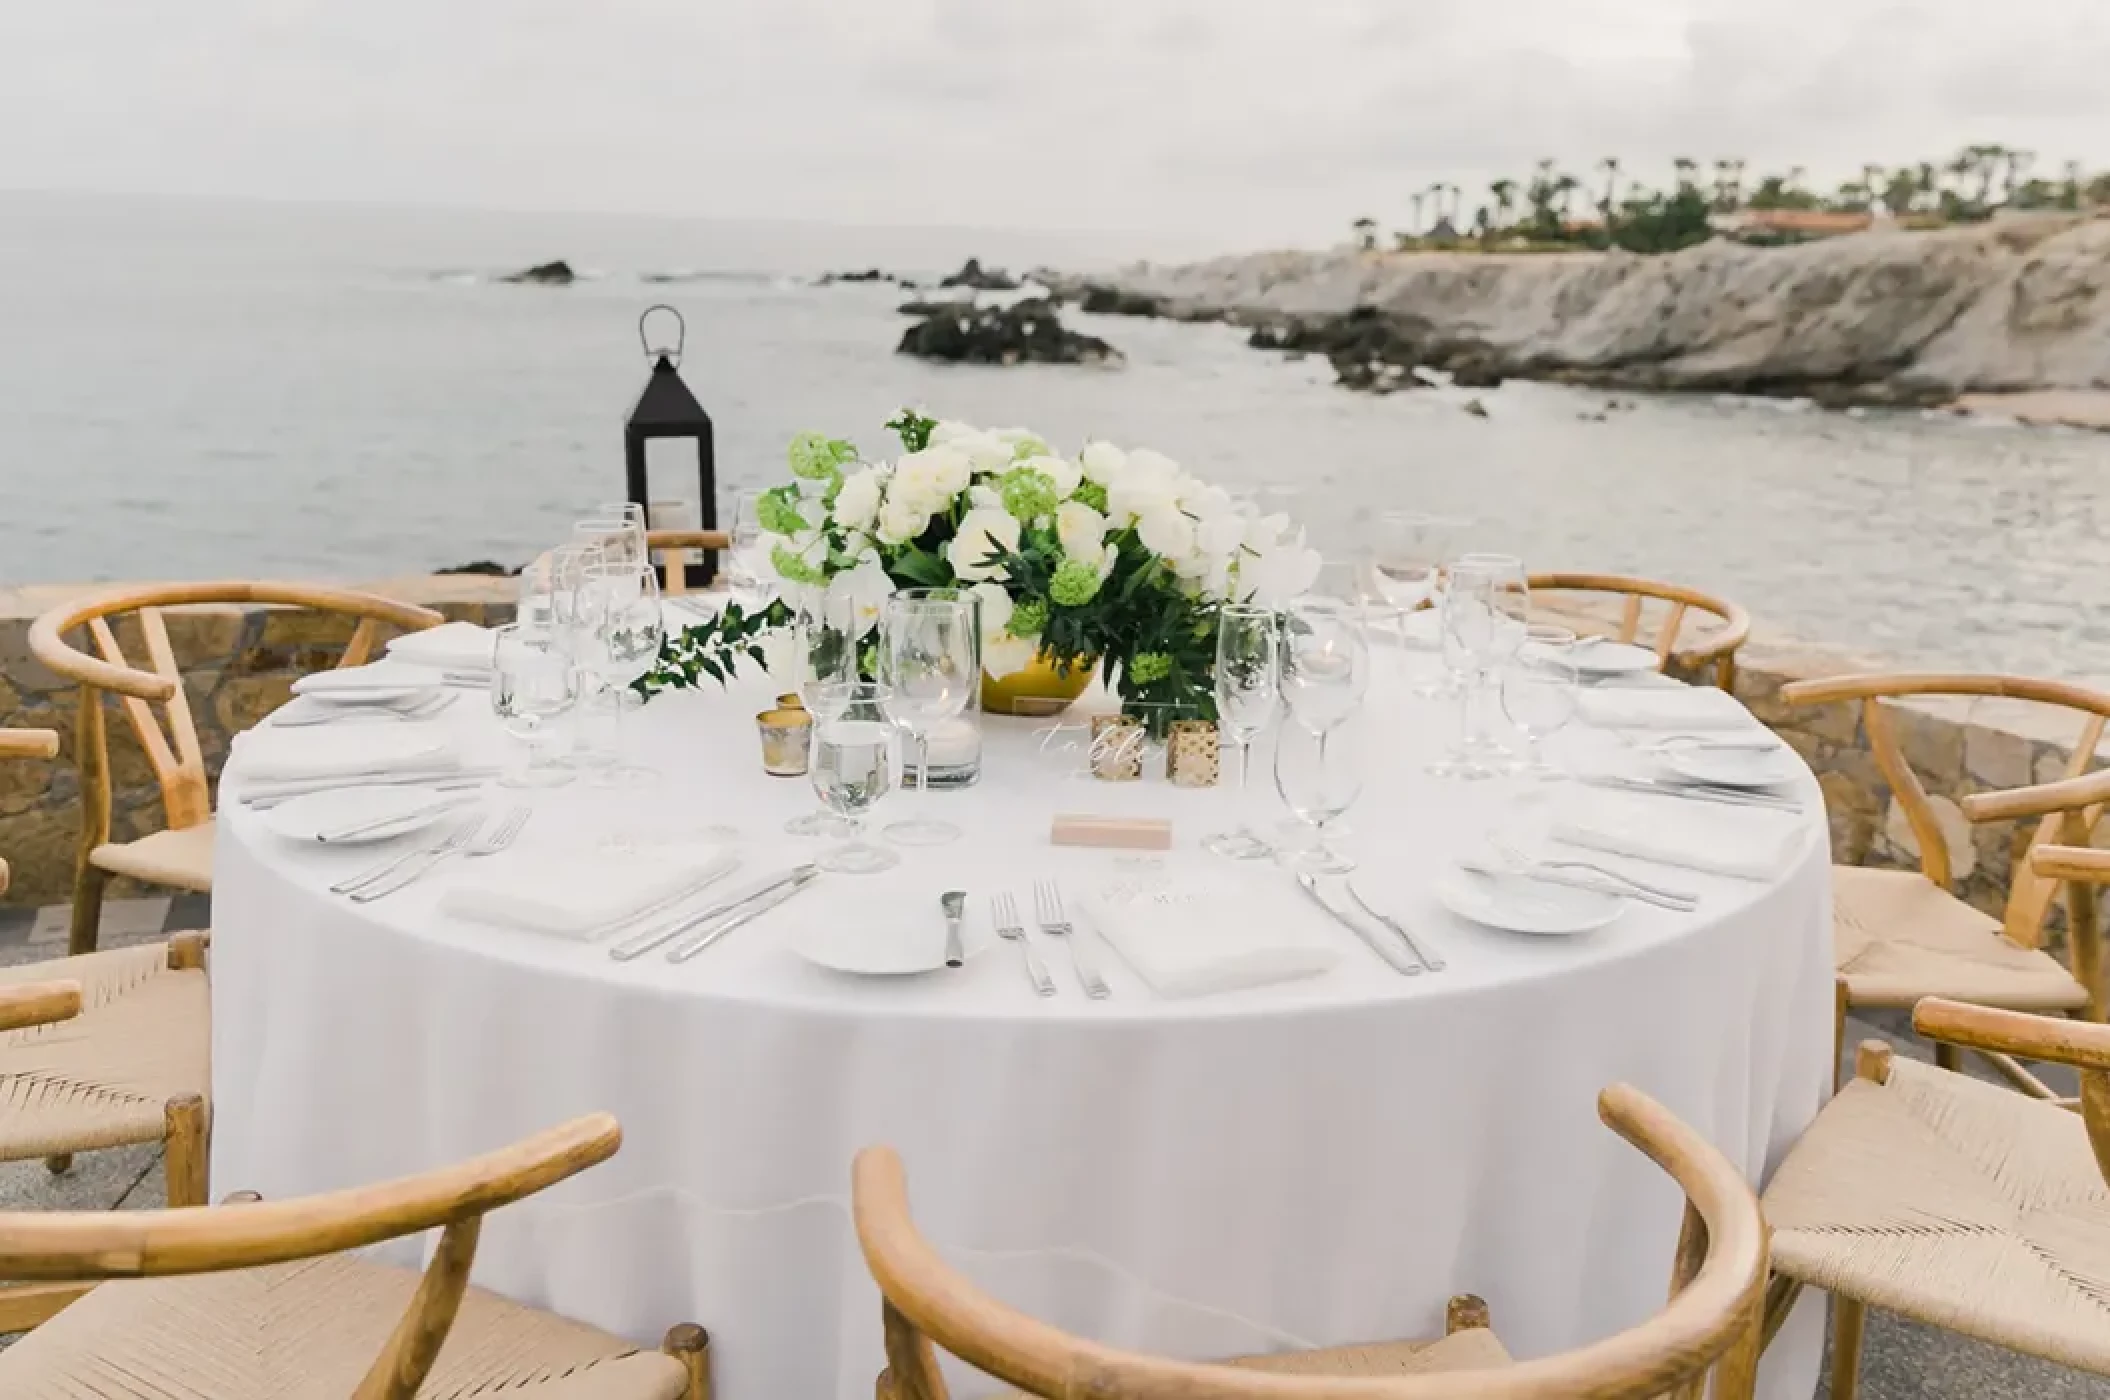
[1051,814,1173,850]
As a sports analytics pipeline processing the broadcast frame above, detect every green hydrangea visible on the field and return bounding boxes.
[770,543,825,586]
[999,469,1058,522]
[1072,479,1109,513]
[1127,652,1173,686]
[1009,435,1053,461]
[787,432,857,481]
[1007,597,1049,637]
[1049,558,1103,607]
[756,487,809,536]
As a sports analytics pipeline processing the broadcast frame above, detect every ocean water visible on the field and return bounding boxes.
[3,192,2107,677]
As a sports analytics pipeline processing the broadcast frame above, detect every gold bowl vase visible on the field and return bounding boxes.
[980,652,1099,716]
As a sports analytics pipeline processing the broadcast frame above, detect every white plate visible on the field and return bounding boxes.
[1436,869,1624,936]
[299,682,438,707]
[1659,746,1798,790]
[791,920,993,976]
[266,785,473,845]
[1562,639,1660,676]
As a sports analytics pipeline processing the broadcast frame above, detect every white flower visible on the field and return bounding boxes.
[968,482,1002,511]
[994,427,1053,459]
[1078,440,1127,485]
[876,495,931,546]
[1125,448,1182,481]
[892,446,971,513]
[1196,511,1246,560]
[1105,450,1183,525]
[969,580,1014,637]
[1238,540,1324,607]
[1136,504,1196,560]
[968,582,1036,679]
[928,419,977,445]
[949,433,1017,478]
[831,466,885,533]
[1054,501,1108,560]
[947,507,1021,582]
[1018,453,1082,499]
[836,556,894,639]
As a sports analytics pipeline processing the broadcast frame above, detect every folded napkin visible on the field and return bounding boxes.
[1549,792,1807,881]
[1577,686,1755,732]
[230,725,455,782]
[440,847,737,938]
[385,621,498,671]
[291,660,446,699]
[1090,877,1338,998]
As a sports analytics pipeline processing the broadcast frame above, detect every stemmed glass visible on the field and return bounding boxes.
[877,593,977,847]
[1503,625,1581,779]
[786,584,859,837]
[726,491,771,611]
[811,682,899,874]
[1204,604,1282,861]
[490,622,578,788]
[576,559,665,787]
[1428,553,1529,779]
[1279,597,1370,733]
[1274,714,1365,873]
[1371,512,1466,696]
[574,515,646,572]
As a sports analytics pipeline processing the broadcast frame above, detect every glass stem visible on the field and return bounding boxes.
[609,682,627,762]
[1234,738,1251,830]
[918,733,932,803]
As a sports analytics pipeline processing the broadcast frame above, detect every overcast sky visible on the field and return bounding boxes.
[3,0,2106,243]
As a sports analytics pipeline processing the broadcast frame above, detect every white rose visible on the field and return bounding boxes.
[968,580,1014,638]
[928,419,976,445]
[982,634,1039,681]
[1137,504,1196,560]
[947,507,1022,582]
[993,427,1053,458]
[876,495,931,546]
[1196,511,1246,560]
[891,447,970,513]
[1078,440,1127,485]
[831,466,884,532]
[1125,448,1182,481]
[1019,453,1082,499]
[1055,501,1108,560]
[950,433,1016,478]
[968,482,1002,511]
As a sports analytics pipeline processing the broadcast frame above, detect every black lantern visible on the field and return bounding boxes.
[623,305,717,589]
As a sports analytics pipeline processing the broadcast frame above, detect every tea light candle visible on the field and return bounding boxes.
[923,717,980,769]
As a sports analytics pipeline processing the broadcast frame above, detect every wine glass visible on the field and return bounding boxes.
[726,491,771,611]
[1204,604,1281,861]
[573,516,646,572]
[786,584,859,837]
[490,622,578,788]
[1503,625,1581,779]
[1273,713,1365,874]
[878,594,977,846]
[812,682,900,874]
[577,560,665,787]
[1428,557,1508,780]
[1279,597,1370,733]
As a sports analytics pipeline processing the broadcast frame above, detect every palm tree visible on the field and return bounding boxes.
[1726,158,1747,208]
[1967,144,2003,206]
[1672,157,1699,191]
[1861,164,1886,212]
[2063,160,2085,210]
[1554,173,1583,221]
[2005,149,2035,204]
[1489,179,1518,228]
[1597,157,1622,215]
[1409,191,1426,237]
[1350,216,1379,251]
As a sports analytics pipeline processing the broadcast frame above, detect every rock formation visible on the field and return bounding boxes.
[938,258,1020,292]
[501,260,575,285]
[897,298,1120,366]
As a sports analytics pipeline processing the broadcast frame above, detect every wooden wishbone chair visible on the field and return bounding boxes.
[1524,573,1751,689]
[1782,673,2110,1092]
[0,728,212,1332]
[1762,998,2110,1399]
[645,528,731,598]
[27,582,444,956]
[856,1083,1768,1400]
[0,1114,712,1399]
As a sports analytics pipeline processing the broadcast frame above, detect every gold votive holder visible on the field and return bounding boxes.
[757,697,812,777]
[1166,720,1222,787]
[1089,714,1145,781]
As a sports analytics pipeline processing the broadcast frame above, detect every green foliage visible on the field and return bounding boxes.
[885,407,936,453]
[1048,558,1102,607]
[999,469,1058,521]
[770,542,825,586]
[1007,597,1049,637]
[637,599,792,696]
[787,431,858,480]
[1072,480,1108,512]
[756,485,810,536]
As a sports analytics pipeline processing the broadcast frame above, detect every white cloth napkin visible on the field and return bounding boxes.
[1577,686,1754,731]
[1549,792,1807,881]
[386,621,497,671]
[440,847,737,938]
[291,660,446,698]
[1089,877,1338,999]
[230,725,455,782]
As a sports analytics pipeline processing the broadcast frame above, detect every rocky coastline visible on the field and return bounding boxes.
[1043,214,2110,410]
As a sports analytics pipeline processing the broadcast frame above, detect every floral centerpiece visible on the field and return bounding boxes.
[645,409,1320,720]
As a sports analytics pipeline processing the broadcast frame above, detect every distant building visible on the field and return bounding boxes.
[1709,209,1874,242]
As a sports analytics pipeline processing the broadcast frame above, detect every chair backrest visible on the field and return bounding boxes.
[1784,673,2110,951]
[0,728,59,897]
[0,1113,620,1400]
[27,583,443,836]
[646,528,731,597]
[854,1084,1767,1400]
[1525,573,1751,689]
[1912,998,2110,1186]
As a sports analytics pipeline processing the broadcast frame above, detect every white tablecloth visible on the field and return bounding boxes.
[210,651,1832,1399]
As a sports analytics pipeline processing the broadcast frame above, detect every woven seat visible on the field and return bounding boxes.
[0,1250,690,1398]
[1834,866,2089,1012]
[88,819,216,892]
[0,941,210,1161]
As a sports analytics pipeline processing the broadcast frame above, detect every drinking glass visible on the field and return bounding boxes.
[1428,558,1507,779]
[726,491,772,611]
[1273,714,1365,874]
[577,560,665,787]
[811,683,900,874]
[1279,597,1370,733]
[1204,604,1281,861]
[1503,625,1581,779]
[490,623,578,788]
[878,594,977,846]
[573,517,646,572]
[786,584,859,837]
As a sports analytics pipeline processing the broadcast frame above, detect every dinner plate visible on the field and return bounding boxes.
[1436,869,1624,937]
[265,785,474,845]
[1658,745,1799,790]
[791,920,993,976]
[1560,639,1660,677]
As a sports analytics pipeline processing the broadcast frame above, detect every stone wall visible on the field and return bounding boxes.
[0,578,515,907]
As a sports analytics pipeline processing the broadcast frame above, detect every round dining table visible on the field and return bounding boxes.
[210,646,1833,1400]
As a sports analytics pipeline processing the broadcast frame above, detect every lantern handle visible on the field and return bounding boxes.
[640,304,685,366]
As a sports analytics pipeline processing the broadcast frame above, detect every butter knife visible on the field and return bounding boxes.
[1578,774,1801,813]
[666,866,821,963]
[608,865,811,962]
[940,890,966,968]
[1297,873,1419,977]
[1345,881,1445,972]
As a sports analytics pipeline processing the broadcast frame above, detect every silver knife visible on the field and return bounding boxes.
[1297,873,1419,977]
[315,794,476,844]
[666,866,821,963]
[1578,775,1801,813]
[1457,860,1697,911]
[585,858,741,943]
[1345,881,1445,972]
[940,890,966,968]
[609,865,811,962]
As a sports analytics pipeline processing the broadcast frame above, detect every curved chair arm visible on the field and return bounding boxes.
[0,980,82,1033]
[1782,672,2110,714]
[2032,844,2110,883]
[0,1113,620,1281]
[1962,767,2110,824]
[1527,572,1751,665]
[1914,997,2110,1073]
[0,728,59,759]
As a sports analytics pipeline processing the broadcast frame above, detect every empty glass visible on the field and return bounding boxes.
[576,560,665,787]
[726,491,772,611]
[490,623,578,788]
[1273,714,1365,874]
[573,516,646,572]
[811,682,899,874]
[786,584,859,837]
[878,593,977,846]
[1279,597,1370,733]
[1428,554,1528,780]
[1503,625,1581,779]
[1205,604,1282,861]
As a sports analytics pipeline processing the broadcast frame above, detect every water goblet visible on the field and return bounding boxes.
[725,491,774,612]
[1503,624,1581,779]
[1204,604,1281,861]
[811,683,900,874]
[1427,557,1507,779]
[573,516,646,572]
[1273,712,1365,874]
[490,622,578,788]
[878,594,977,846]
[577,560,665,788]
[786,585,860,837]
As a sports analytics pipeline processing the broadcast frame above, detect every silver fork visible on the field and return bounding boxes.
[1033,881,1109,999]
[333,814,481,895]
[991,893,1056,997]
[274,692,455,728]
[350,805,529,902]
[1491,837,1698,906]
